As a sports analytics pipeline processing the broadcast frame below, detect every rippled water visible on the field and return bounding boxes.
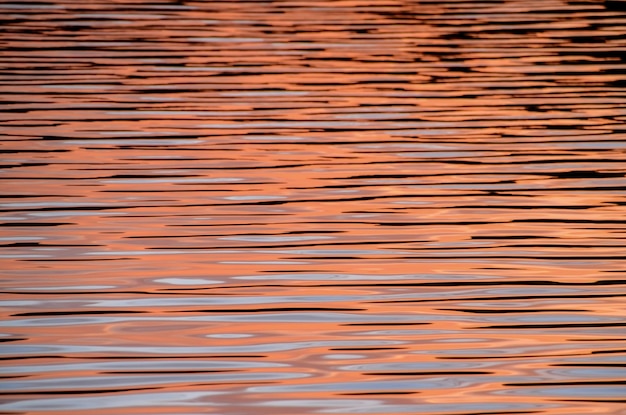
[1,0,626,414]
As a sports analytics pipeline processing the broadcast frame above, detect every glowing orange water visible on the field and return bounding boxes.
[1,0,626,414]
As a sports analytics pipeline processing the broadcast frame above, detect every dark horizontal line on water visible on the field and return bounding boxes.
[64,140,625,151]
[127,230,342,239]
[50,169,624,180]
[0,243,103,248]
[0,149,70,153]
[22,254,626,263]
[0,194,79,198]
[0,222,72,227]
[3,57,623,69]
[0,290,159,296]
[341,170,626,180]
[170,219,626,228]
[439,309,587,314]
[0,338,27,343]
[147,240,430,250]
[4,90,620,100]
[4,114,622,124]
[370,293,626,304]
[555,364,626,367]
[6,34,622,47]
[11,310,147,317]
[2,44,621,53]
[505,380,626,386]
[195,280,626,288]
[6,158,626,173]
[103,370,240,374]
[340,391,418,395]
[479,323,626,329]
[0,356,69,361]
[469,236,565,240]
[344,280,622,289]
[1,195,494,212]
[97,188,275,193]
[558,399,626,404]
[364,371,492,376]
[177,307,365,313]
[440,348,626,360]
[293,183,626,194]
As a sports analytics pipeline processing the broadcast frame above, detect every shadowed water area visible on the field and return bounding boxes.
[1,0,626,414]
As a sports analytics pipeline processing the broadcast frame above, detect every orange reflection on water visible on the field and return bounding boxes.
[1,0,626,413]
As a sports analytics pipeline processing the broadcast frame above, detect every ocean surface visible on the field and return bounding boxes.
[1,0,626,414]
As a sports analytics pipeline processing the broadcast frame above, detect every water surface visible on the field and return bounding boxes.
[1,0,626,414]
